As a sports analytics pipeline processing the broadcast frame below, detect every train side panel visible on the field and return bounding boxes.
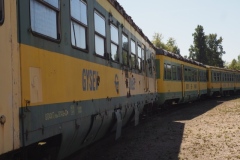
[17,0,157,159]
[0,0,21,156]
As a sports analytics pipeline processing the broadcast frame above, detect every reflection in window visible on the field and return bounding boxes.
[70,0,87,49]
[95,34,104,56]
[30,0,59,39]
[172,65,176,80]
[94,11,105,56]
[110,24,119,61]
[122,34,128,65]
[0,0,4,24]
[131,40,136,68]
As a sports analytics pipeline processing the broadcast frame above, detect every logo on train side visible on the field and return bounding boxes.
[82,69,99,91]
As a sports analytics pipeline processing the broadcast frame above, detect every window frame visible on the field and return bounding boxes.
[110,23,119,62]
[137,44,142,71]
[0,0,4,25]
[130,39,136,68]
[94,10,106,57]
[122,33,129,66]
[30,0,61,41]
[70,0,88,51]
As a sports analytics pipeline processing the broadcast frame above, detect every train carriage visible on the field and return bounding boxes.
[0,0,157,159]
[207,66,236,96]
[156,49,207,106]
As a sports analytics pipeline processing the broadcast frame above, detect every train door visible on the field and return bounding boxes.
[0,0,20,155]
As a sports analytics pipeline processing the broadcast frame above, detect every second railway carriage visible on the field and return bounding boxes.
[207,66,238,96]
[155,48,207,106]
[1,0,157,159]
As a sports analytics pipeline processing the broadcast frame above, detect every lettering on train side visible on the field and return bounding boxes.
[82,69,99,91]
[45,110,69,121]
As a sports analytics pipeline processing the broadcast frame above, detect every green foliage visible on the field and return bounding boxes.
[206,34,225,67]
[189,25,225,67]
[152,33,180,55]
[228,55,240,70]
[188,25,207,64]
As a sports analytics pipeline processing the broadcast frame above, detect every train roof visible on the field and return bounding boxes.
[155,48,206,68]
[205,65,240,73]
[109,0,154,48]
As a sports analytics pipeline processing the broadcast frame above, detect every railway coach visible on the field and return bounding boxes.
[155,48,207,106]
[0,0,157,159]
[207,66,240,96]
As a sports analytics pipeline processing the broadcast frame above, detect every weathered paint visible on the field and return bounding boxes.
[0,0,21,155]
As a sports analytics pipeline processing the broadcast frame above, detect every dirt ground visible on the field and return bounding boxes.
[70,96,240,160]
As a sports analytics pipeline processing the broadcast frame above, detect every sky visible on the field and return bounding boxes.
[116,0,240,63]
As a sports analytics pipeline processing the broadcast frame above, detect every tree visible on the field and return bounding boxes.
[152,33,166,49]
[228,59,238,69]
[152,33,180,55]
[206,34,225,67]
[228,54,240,69]
[189,25,207,64]
[166,37,180,55]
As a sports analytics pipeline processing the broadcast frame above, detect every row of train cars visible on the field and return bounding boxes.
[1,0,240,159]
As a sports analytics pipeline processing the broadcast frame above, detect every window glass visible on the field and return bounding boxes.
[110,24,118,44]
[71,22,86,49]
[122,34,128,50]
[71,0,87,25]
[167,64,171,80]
[94,11,105,36]
[137,45,142,70]
[110,24,118,61]
[30,0,59,39]
[131,40,136,54]
[172,65,176,80]
[122,50,128,65]
[95,34,104,56]
[177,66,181,80]
[111,43,118,61]
[70,0,87,49]
[184,68,188,81]
[0,0,3,24]
[44,0,59,8]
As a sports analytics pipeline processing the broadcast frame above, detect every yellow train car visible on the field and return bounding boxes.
[0,0,21,156]
[207,66,236,96]
[1,0,157,159]
[156,49,207,106]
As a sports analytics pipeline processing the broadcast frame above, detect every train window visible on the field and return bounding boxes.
[70,0,87,50]
[122,34,128,66]
[167,64,171,80]
[188,69,191,81]
[142,46,145,71]
[94,11,106,56]
[110,24,119,61]
[177,66,181,80]
[172,65,176,80]
[30,0,60,39]
[137,45,142,70]
[184,68,188,81]
[130,40,136,68]
[0,0,4,25]
[164,63,167,79]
